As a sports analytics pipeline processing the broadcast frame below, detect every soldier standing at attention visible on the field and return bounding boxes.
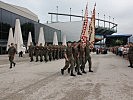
[43,43,48,62]
[28,42,34,62]
[73,41,82,75]
[39,43,44,62]
[8,43,16,69]
[61,41,76,76]
[85,41,93,72]
[35,43,39,62]
[128,43,133,68]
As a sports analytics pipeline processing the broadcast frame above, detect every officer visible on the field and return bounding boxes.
[28,42,34,62]
[128,43,133,68]
[73,41,82,75]
[8,43,16,69]
[34,43,39,62]
[39,43,44,62]
[61,41,76,76]
[85,41,93,72]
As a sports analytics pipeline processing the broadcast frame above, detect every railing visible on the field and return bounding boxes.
[48,12,117,32]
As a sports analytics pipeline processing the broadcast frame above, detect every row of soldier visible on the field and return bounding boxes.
[28,42,66,62]
[61,40,93,76]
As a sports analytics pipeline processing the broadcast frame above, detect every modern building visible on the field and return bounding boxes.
[0,1,61,54]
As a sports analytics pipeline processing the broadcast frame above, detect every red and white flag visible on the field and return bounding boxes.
[80,3,89,44]
[89,3,96,46]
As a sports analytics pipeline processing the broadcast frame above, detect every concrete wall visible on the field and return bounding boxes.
[46,21,83,42]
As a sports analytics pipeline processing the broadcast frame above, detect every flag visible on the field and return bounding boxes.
[89,3,96,46]
[80,3,89,44]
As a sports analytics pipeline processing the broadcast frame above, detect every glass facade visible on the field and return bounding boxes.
[0,8,61,54]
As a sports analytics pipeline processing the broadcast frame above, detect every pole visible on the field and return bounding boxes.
[82,10,83,21]
[109,16,110,29]
[56,6,58,22]
[98,13,99,27]
[104,14,105,28]
[70,8,71,22]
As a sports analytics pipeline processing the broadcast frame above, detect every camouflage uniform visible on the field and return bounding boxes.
[43,45,48,62]
[61,44,75,76]
[28,44,34,62]
[35,44,39,62]
[128,45,133,67]
[8,45,16,68]
[85,43,93,72]
[39,43,44,62]
[79,44,86,73]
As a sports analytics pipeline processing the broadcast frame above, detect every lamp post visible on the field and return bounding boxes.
[109,16,111,29]
[70,8,71,22]
[56,6,58,22]
[82,10,83,21]
[98,13,99,27]
[104,14,105,28]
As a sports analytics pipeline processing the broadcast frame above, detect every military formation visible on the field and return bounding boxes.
[61,40,93,76]
[28,42,66,62]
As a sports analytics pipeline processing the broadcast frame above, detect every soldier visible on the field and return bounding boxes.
[79,42,86,73]
[61,41,76,76]
[43,43,48,62]
[85,41,93,72]
[34,43,39,62]
[73,41,82,75]
[8,43,16,69]
[128,43,133,68]
[48,44,53,61]
[39,43,44,62]
[28,42,34,62]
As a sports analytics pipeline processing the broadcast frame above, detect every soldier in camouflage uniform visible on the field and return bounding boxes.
[73,41,82,75]
[85,41,93,72]
[48,44,53,61]
[8,43,16,69]
[43,43,48,62]
[79,42,86,73]
[128,43,133,68]
[61,41,76,76]
[34,43,39,62]
[39,43,44,62]
[28,42,34,62]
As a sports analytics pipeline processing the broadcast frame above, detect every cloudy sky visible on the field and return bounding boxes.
[2,0,133,34]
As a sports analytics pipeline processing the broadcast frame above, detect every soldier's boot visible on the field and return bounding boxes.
[61,69,64,75]
[89,67,93,72]
[70,70,76,76]
[13,62,16,67]
[75,67,77,72]
[82,68,87,74]
[30,58,34,62]
[10,63,12,69]
[68,68,70,73]
[77,69,82,75]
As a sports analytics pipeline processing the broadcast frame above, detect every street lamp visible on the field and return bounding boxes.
[56,6,58,22]
[82,10,83,21]
[70,8,71,22]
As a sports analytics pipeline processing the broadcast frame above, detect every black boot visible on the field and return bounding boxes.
[89,68,93,72]
[77,69,82,75]
[82,69,87,74]
[75,67,77,72]
[68,68,70,73]
[70,70,76,76]
[61,69,64,75]
[13,63,16,67]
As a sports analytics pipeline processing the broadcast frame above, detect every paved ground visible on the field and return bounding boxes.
[0,52,133,100]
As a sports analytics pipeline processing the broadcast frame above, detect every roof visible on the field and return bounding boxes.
[106,34,132,38]
[0,1,38,22]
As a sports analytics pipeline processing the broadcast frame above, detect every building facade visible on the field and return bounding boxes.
[0,1,61,54]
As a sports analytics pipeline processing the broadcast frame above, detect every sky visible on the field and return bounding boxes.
[2,0,133,34]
